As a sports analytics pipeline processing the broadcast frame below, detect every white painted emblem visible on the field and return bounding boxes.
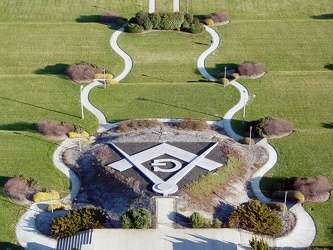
[151,159,182,172]
[108,142,222,195]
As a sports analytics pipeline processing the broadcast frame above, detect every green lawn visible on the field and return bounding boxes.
[0,0,333,247]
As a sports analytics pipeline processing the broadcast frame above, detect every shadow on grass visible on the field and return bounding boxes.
[311,13,333,19]
[141,74,173,83]
[324,64,333,71]
[260,176,287,196]
[76,15,101,23]
[0,242,24,250]
[34,63,69,79]
[196,63,238,80]
[0,176,10,190]
[137,97,223,119]
[0,96,80,119]
[322,122,333,129]
[0,122,35,132]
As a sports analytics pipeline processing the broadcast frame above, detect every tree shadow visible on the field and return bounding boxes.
[137,97,223,119]
[311,13,333,19]
[0,176,10,190]
[322,122,333,129]
[197,63,238,80]
[213,201,235,223]
[0,122,35,132]
[0,96,80,119]
[165,233,240,250]
[34,63,69,79]
[75,15,101,23]
[0,242,24,250]
[324,64,333,70]
[260,176,287,196]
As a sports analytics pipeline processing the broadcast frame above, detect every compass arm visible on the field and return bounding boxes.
[167,142,219,185]
[110,143,164,184]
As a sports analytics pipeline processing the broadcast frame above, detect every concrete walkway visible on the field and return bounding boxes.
[16,24,316,250]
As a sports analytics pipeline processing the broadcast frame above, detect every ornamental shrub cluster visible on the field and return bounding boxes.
[189,212,222,228]
[206,12,230,23]
[227,200,282,237]
[237,61,266,77]
[247,117,294,138]
[249,237,269,250]
[51,207,107,238]
[120,208,151,229]
[125,11,205,34]
[33,191,60,203]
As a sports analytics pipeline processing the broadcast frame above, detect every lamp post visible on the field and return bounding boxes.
[284,190,288,214]
[249,126,252,148]
[103,68,106,90]
[242,90,246,123]
[78,127,82,153]
[186,0,189,13]
[224,66,227,88]
[80,85,84,120]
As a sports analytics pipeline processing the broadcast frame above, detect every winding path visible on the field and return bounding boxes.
[16,25,316,249]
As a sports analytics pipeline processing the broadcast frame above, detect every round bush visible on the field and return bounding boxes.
[33,191,60,203]
[219,78,229,86]
[106,79,118,85]
[125,23,144,33]
[204,18,214,26]
[212,218,222,228]
[190,212,210,228]
[231,73,239,80]
[120,208,151,229]
[67,130,90,139]
[237,62,266,77]
[266,202,287,212]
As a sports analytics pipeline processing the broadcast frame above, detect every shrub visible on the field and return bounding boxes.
[181,18,190,30]
[33,191,60,202]
[249,237,269,250]
[206,12,230,23]
[47,203,71,212]
[100,12,123,24]
[173,119,207,131]
[36,120,74,139]
[120,208,151,229]
[159,12,184,30]
[212,218,222,228]
[116,18,126,26]
[231,73,239,80]
[192,18,200,24]
[4,175,39,203]
[184,13,193,24]
[272,190,305,203]
[149,12,161,29]
[51,207,107,238]
[190,23,205,33]
[106,79,118,85]
[219,78,229,86]
[117,119,161,132]
[262,118,294,137]
[204,18,214,26]
[266,202,287,212]
[94,73,113,79]
[190,212,211,228]
[67,130,90,139]
[125,23,144,33]
[237,62,266,77]
[227,200,282,237]
[248,117,272,137]
[238,137,255,145]
[66,63,111,83]
[293,176,331,200]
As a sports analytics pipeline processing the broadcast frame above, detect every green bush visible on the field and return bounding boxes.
[249,236,269,250]
[228,200,282,237]
[190,212,211,228]
[184,13,193,23]
[181,19,190,30]
[125,23,144,33]
[149,12,161,29]
[51,207,107,238]
[212,218,222,228]
[33,191,60,202]
[159,12,184,30]
[190,22,205,34]
[266,202,287,212]
[272,190,305,203]
[238,137,255,145]
[120,208,151,229]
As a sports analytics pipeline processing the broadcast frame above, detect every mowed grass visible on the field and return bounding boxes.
[0,0,333,247]
[90,83,238,122]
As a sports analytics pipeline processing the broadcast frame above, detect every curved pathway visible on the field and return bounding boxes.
[16,25,316,249]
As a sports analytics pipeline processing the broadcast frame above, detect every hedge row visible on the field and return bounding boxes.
[125,11,205,34]
[190,212,222,228]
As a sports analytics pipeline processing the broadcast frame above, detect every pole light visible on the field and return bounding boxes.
[78,127,82,153]
[284,190,288,214]
[80,85,84,120]
[224,66,227,88]
[242,90,246,123]
[249,126,252,148]
[186,0,189,13]
[103,68,106,90]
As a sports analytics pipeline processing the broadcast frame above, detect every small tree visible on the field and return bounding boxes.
[249,237,269,250]
[228,200,282,237]
[190,212,211,228]
[121,208,151,229]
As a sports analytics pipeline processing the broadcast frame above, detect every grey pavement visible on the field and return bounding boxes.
[16,24,316,250]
